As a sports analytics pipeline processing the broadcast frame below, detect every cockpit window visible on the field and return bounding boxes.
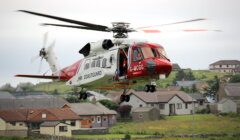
[141,47,154,59]
[157,48,168,59]
[133,48,143,62]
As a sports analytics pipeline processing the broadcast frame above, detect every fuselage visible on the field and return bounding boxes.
[56,39,172,90]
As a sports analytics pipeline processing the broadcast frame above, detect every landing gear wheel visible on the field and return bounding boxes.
[82,92,88,100]
[125,95,130,102]
[144,85,150,92]
[78,93,83,100]
[150,85,156,92]
[120,94,125,102]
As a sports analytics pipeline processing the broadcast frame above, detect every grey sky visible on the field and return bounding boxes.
[0,0,240,86]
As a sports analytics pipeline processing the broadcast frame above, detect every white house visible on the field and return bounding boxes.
[121,90,197,115]
[217,98,237,113]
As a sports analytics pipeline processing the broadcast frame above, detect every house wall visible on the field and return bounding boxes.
[40,126,55,135]
[121,94,147,110]
[5,122,27,130]
[0,118,6,130]
[40,120,81,137]
[218,100,237,113]
[132,112,149,122]
[161,96,195,115]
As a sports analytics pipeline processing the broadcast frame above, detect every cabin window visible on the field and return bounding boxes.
[199,100,204,105]
[139,114,143,118]
[70,121,76,126]
[59,126,68,132]
[102,58,107,68]
[185,103,188,109]
[139,104,143,107]
[91,60,96,68]
[96,59,101,67]
[133,48,143,62]
[177,103,182,109]
[84,63,90,70]
[159,103,165,109]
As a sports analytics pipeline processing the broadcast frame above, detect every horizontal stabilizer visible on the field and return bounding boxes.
[15,74,59,79]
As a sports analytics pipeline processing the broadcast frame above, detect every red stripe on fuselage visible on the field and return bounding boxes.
[59,60,82,80]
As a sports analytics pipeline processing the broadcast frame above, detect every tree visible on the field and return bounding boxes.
[118,105,132,118]
[204,76,220,100]
[16,82,34,91]
[99,99,119,110]
[0,83,15,92]
[173,70,196,84]
[229,74,240,83]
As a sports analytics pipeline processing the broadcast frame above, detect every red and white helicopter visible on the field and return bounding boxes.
[16,10,214,102]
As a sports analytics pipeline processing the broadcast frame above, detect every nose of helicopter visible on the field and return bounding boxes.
[154,59,172,77]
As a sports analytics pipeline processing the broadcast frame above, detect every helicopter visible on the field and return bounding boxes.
[15,10,212,102]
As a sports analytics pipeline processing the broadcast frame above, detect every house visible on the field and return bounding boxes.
[209,60,240,73]
[63,102,117,128]
[0,91,67,109]
[0,108,81,137]
[0,110,28,137]
[121,90,197,116]
[172,63,181,71]
[217,98,237,113]
[217,83,240,113]
[132,107,160,121]
[189,93,209,110]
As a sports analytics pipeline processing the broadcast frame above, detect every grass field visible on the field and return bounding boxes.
[110,114,240,135]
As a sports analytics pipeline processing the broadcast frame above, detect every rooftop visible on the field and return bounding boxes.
[69,102,117,116]
[129,90,196,103]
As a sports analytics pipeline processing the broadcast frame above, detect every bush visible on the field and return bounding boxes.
[99,99,119,110]
[196,108,210,114]
[124,134,131,140]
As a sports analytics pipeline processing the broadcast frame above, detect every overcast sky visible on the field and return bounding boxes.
[1,0,240,86]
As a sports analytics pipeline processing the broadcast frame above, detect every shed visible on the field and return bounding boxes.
[132,107,159,121]
[218,98,237,113]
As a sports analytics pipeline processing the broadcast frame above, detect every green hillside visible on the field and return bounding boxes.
[32,70,229,94]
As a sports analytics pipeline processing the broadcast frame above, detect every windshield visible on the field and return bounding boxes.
[141,47,154,59]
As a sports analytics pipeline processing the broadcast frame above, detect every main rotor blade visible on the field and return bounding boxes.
[141,28,221,33]
[41,23,110,32]
[18,10,109,30]
[136,18,207,29]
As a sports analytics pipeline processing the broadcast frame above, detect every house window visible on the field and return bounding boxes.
[70,121,76,126]
[159,104,165,109]
[42,113,47,119]
[102,58,107,68]
[59,126,68,132]
[139,104,143,107]
[10,122,16,126]
[185,103,188,109]
[91,60,96,68]
[199,100,204,105]
[103,117,107,121]
[177,103,182,109]
[19,123,23,126]
[91,117,95,123]
[97,116,101,123]
[151,104,154,107]
[139,114,143,118]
